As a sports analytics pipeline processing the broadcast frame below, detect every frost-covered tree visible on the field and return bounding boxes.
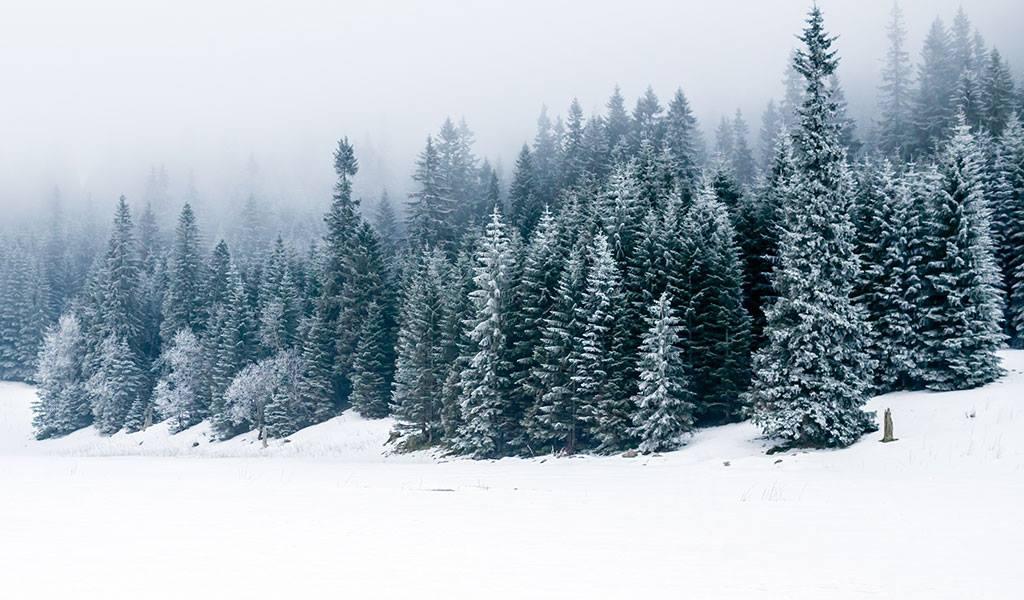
[207,262,256,435]
[513,208,563,416]
[0,241,44,381]
[32,313,91,439]
[632,85,664,151]
[663,88,703,195]
[736,136,796,345]
[96,196,143,349]
[630,293,695,453]
[258,237,301,354]
[854,161,923,391]
[748,7,874,449]
[525,239,588,454]
[373,190,402,252]
[605,85,632,160]
[262,351,306,438]
[992,115,1024,345]
[391,250,449,446]
[87,334,142,434]
[161,203,206,342]
[572,234,632,453]
[349,301,394,419]
[731,109,757,186]
[758,100,784,171]
[455,209,515,458]
[915,117,1005,389]
[561,98,587,189]
[407,136,453,250]
[675,182,752,424]
[508,144,539,238]
[222,351,303,442]
[332,222,390,404]
[290,310,337,430]
[152,328,208,433]
[877,2,913,157]
[980,49,1017,136]
[911,18,957,157]
[438,241,478,441]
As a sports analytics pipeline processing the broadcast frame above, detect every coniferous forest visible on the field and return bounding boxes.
[9,5,1024,458]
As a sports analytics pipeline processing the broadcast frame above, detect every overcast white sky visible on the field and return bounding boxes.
[1,0,1022,217]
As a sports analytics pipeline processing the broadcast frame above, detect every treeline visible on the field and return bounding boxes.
[13,5,1024,456]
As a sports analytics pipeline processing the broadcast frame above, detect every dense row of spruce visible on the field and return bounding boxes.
[7,5,1023,456]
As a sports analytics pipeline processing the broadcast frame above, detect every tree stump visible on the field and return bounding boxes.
[880,408,896,443]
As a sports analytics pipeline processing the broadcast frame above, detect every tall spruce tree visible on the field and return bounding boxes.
[152,328,209,433]
[605,85,632,161]
[349,300,394,419]
[736,136,796,345]
[629,293,695,453]
[731,109,757,186]
[526,240,589,454]
[749,7,874,448]
[758,100,784,171]
[161,203,205,343]
[32,313,91,438]
[632,86,664,151]
[854,161,922,391]
[572,234,632,453]
[980,49,1017,136]
[513,208,564,426]
[207,262,256,436]
[290,309,337,432]
[562,98,587,189]
[911,18,958,157]
[98,196,143,348]
[663,88,703,196]
[407,136,453,250]
[993,115,1024,346]
[87,334,142,434]
[877,2,913,157]
[675,182,752,424]
[508,144,540,237]
[391,250,449,446]
[454,209,515,458]
[916,117,1005,389]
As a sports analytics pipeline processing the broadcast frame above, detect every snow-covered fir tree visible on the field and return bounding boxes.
[854,161,923,391]
[663,88,703,195]
[630,293,695,453]
[572,233,632,453]
[87,334,142,435]
[349,301,394,419]
[160,203,206,343]
[454,209,515,458]
[525,239,589,454]
[915,116,1005,390]
[674,181,751,424]
[748,7,874,449]
[992,115,1024,346]
[152,328,208,433]
[32,313,91,439]
[391,250,449,447]
[513,208,563,421]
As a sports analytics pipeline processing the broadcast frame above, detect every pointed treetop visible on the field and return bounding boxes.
[333,137,359,179]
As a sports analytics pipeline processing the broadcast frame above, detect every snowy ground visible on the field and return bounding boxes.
[2,355,1023,599]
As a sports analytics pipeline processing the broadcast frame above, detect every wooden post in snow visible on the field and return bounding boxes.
[881,408,895,443]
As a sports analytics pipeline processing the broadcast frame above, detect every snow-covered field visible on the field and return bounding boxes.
[2,354,1023,599]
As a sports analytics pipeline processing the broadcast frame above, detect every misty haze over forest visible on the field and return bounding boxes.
[2,0,1023,228]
